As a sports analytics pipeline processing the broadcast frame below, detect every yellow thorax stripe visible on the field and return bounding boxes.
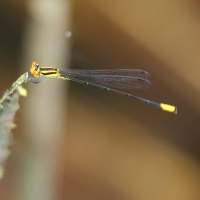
[40,67,59,77]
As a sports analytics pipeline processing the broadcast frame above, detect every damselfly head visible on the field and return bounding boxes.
[30,61,41,77]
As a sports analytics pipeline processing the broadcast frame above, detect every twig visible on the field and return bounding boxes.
[0,72,29,180]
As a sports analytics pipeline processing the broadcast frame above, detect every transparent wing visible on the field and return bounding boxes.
[59,69,151,89]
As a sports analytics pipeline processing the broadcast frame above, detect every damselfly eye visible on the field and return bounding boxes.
[34,62,39,71]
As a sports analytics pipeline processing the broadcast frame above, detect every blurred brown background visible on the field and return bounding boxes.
[0,0,200,199]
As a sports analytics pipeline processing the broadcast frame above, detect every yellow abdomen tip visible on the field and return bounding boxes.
[160,103,177,114]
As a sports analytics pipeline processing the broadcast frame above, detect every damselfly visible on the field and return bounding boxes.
[28,61,177,114]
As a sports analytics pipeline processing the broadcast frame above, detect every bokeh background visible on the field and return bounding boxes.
[0,0,200,199]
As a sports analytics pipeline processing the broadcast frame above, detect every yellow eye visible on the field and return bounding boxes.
[34,62,39,70]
